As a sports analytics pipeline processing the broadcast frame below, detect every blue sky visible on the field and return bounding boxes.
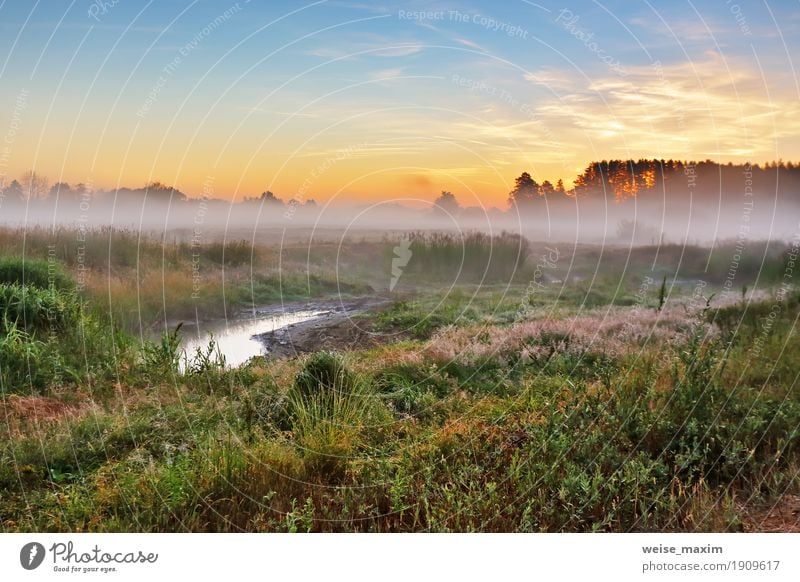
[1,0,798,204]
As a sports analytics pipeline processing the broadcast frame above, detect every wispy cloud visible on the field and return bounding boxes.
[528,52,800,159]
[367,67,406,80]
[452,36,489,52]
[628,15,723,43]
[524,68,577,91]
[306,33,425,59]
[238,107,318,118]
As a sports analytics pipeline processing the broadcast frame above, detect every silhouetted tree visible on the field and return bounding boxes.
[508,172,540,207]
[259,190,283,205]
[143,181,187,203]
[21,170,49,200]
[2,180,24,204]
[433,190,460,215]
[48,182,72,199]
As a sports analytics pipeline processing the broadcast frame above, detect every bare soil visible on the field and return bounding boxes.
[253,296,393,358]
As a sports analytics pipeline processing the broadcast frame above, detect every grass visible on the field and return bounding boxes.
[0,281,129,393]
[0,226,376,332]
[0,257,75,291]
[382,231,530,287]
[1,226,799,532]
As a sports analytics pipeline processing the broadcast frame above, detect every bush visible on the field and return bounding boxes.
[0,283,82,335]
[0,257,74,291]
[292,351,357,402]
[0,281,128,393]
[288,352,382,479]
[142,324,184,378]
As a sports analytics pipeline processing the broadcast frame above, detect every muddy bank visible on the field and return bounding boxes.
[253,296,392,358]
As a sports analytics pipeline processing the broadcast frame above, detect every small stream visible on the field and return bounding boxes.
[180,308,330,368]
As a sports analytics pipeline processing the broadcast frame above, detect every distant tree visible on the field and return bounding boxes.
[540,180,555,197]
[555,179,566,194]
[508,172,540,207]
[259,190,283,205]
[20,170,49,199]
[143,181,187,202]
[2,180,24,203]
[433,190,460,215]
[48,182,72,199]
[304,199,317,207]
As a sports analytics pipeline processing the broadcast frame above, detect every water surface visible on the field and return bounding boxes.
[181,308,329,368]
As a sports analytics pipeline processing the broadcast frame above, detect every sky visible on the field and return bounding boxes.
[0,0,798,207]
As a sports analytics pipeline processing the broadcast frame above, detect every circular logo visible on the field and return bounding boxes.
[20,542,46,570]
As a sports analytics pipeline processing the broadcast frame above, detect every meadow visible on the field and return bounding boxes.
[0,225,798,532]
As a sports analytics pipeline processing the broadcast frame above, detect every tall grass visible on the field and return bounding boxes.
[0,257,74,291]
[288,352,385,478]
[0,272,130,393]
[387,231,529,284]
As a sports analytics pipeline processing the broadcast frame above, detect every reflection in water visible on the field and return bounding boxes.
[181,309,329,368]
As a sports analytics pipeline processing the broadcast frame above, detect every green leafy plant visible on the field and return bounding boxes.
[143,323,184,376]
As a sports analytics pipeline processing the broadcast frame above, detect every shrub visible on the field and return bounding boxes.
[0,257,74,291]
[142,324,183,377]
[0,283,82,335]
[292,351,357,402]
[288,352,382,479]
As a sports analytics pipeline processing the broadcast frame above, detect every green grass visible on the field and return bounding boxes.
[0,280,130,393]
[385,231,530,285]
[0,257,75,291]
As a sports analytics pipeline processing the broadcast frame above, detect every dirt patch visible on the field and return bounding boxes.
[254,296,394,358]
[743,495,800,532]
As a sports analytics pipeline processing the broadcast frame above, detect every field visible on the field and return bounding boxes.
[1,225,798,532]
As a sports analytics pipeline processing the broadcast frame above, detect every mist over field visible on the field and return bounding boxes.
[2,160,799,244]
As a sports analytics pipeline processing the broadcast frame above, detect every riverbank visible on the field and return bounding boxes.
[253,296,393,358]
